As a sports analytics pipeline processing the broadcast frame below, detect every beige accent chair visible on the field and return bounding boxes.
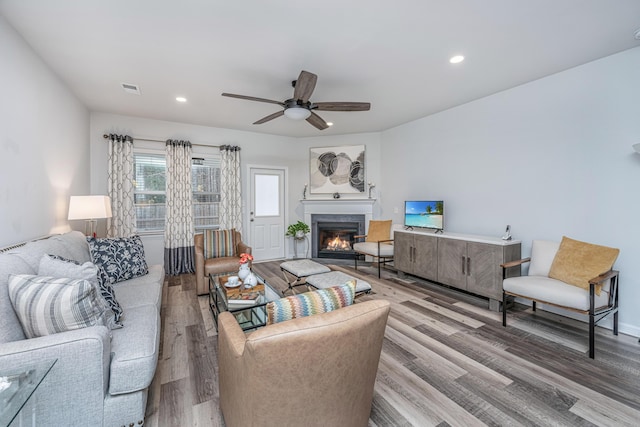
[194,231,251,295]
[354,220,402,277]
[218,299,391,427]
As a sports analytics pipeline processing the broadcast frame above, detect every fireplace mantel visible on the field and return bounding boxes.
[300,199,376,204]
[301,199,374,256]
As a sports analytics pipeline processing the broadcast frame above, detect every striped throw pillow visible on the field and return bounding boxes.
[203,229,237,258]
[8,274,108,338]
[266,280,356,325]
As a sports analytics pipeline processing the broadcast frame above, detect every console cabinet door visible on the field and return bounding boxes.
[437,239,467,289]
[394,232,414,274]
[465,242,502,299]
[412,233,438,281]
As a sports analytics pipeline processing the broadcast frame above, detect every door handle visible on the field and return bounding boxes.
[467,257,471,276]
[461,256,466,275]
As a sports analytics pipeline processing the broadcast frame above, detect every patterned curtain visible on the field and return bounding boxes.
[107,134,137,237]
[164,139,195,275]
[219,145,243,232]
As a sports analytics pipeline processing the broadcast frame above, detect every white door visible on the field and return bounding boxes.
[249,167,285,261]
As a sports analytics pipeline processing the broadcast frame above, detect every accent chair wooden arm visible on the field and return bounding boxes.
[500,257,531,269]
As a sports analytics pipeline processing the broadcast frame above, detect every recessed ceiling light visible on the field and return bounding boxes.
[449,55,465,64]
[326,122,333,127]
[176,97,187,103]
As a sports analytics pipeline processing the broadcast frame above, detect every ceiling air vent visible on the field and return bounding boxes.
[121,83,141,95]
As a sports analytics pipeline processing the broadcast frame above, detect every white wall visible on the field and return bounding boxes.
[380,47,640,336]
[0,16,89,247]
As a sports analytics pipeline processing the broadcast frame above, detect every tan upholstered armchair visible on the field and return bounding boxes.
[218,299,390,427]
[194,230,251,295]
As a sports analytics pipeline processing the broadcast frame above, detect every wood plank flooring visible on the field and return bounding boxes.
[144,260,640,426]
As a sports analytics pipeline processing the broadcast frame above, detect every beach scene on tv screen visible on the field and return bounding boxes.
[405,201,444,229]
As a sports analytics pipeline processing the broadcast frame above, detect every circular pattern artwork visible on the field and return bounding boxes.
[309,145,365,194]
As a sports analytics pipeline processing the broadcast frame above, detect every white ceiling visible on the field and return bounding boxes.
[2,0,640,138]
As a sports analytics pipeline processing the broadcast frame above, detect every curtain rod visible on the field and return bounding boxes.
[102,134,219,148]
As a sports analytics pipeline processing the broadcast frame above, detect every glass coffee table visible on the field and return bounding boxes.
[209,271,280,331]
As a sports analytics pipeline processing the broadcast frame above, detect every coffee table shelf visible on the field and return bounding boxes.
[209,271,279,331]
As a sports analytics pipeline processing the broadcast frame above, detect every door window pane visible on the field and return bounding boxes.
[254,174,279,216]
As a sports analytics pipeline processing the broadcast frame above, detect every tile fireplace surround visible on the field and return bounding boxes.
[301,199,375,257]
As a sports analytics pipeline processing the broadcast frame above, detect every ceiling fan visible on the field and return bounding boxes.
[221,70,370,130]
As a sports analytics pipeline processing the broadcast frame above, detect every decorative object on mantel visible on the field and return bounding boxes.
[303,183,308,199]
[368,182,376,199]
[333,192,340,199]
[310,145,365,194]
[238,253,253,281]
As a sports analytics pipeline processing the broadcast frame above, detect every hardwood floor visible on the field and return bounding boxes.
[144,260,640,426]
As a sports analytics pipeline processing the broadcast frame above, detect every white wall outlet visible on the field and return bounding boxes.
[394,207,399,214]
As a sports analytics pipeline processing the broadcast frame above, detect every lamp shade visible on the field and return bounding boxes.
[68,196,113,220]
[283,106,311,120]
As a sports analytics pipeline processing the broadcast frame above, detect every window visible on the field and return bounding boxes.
[133,152,221,232]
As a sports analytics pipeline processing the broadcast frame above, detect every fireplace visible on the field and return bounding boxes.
[311,214,365,259]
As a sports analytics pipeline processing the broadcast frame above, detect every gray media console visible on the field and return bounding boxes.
[394,230,521,311]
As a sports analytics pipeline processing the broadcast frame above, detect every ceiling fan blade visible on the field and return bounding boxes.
[306,112,329,130]
[293,71,318,103]
[222,93,284,106]
[253,110,284,125]
[312,102,371,111]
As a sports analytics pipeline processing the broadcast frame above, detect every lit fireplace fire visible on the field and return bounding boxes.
[325,235,352,251]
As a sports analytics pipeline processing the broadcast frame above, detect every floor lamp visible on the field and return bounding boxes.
[68,195,113,237]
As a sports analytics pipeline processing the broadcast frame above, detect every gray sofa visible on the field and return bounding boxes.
[0,231,163,426]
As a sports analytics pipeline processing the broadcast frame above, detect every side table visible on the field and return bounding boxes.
[0,359,57,427]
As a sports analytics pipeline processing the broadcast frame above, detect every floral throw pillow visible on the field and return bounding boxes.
[87,235,149,286]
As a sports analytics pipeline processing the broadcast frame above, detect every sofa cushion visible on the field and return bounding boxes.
[109,304,160,395]
[203,228,237,258]
[503,275,610,311]
[50,230,92,263]
[266,280,356,325]
[88,235,149,285]
[0,253,34,343]
[113,264,164,310]
[528,240,560,277]
[38,254,121,329]
[365,220,392,242]
[8,274,108,338]
[10,238,73,271]
[548,236,619,295]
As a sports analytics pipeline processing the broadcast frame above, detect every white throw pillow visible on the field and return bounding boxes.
[528,240,561,277]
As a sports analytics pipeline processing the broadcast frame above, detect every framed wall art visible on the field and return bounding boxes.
[309,145,365,194]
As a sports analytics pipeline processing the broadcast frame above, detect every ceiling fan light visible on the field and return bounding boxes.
[284,106,311,120]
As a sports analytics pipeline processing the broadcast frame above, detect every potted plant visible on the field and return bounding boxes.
[286,221,310,240]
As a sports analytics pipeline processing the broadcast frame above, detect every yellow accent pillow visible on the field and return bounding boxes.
[548,236,619,296]
[365,220,392,242]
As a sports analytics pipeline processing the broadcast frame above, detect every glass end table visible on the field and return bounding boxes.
[0,359,57,427]
[209,271,280,331]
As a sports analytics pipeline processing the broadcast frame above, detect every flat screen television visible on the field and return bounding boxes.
[404,200,444,231]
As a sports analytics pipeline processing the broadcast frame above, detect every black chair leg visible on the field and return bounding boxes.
[589,314,595,359]
[377,257,381,278]
[614,310,619,336]
[532,301,536,312]
[502,291,507,327]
